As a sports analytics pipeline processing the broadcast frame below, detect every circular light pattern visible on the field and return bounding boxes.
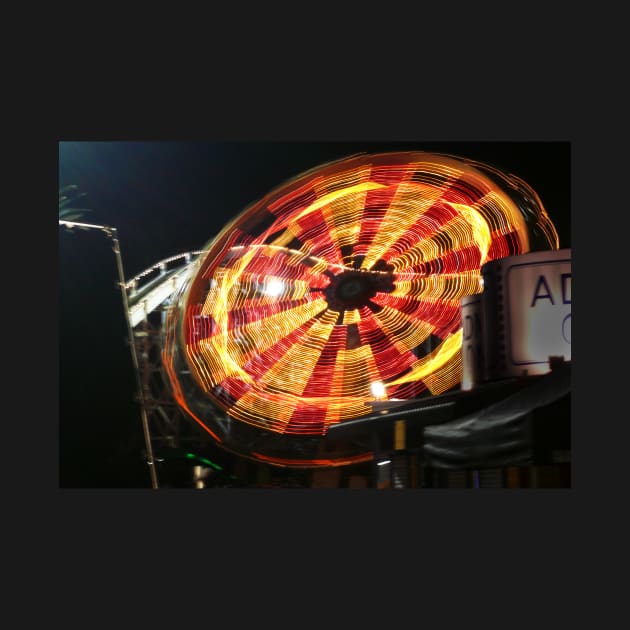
[162,152,559,466]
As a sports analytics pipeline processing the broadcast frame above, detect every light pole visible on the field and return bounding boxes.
[59,219,159,489]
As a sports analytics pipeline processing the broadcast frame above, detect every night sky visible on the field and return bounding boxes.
[58,141,571,488]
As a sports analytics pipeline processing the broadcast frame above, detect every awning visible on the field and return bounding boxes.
[422,363,570,468]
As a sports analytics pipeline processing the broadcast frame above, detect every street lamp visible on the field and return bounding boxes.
[59,219,159,489]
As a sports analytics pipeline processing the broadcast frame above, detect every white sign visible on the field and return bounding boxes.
[506,252,571,373]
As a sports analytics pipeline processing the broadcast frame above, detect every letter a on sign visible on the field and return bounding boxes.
[531,275,555,307]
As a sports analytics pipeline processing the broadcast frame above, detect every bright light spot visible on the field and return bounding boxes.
[371,381,386,399]
[264,280,285,297]
[377,460,391,466]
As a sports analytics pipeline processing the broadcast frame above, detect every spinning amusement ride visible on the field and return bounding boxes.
[60,151,560,488]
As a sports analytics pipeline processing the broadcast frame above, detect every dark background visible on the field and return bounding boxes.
[58,141,571,488]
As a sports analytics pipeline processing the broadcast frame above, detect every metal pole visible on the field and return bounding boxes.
[59,220,159,489]
[110,229,159,489]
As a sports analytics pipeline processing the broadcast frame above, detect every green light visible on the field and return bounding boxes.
[198,456,222,471]
[185,453,223,471]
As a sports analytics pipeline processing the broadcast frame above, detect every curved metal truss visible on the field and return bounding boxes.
[126,251,205,328]
[125,250,218,485]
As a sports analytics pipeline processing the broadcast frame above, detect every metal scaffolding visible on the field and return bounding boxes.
[59,219,209,488]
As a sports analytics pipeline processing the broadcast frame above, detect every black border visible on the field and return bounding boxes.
[21,40,622,614]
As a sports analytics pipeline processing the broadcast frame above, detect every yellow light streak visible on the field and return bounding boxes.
[259,309,338,396]
[360,181,445,270]
[290,181,386,224]
[387,329,463,387]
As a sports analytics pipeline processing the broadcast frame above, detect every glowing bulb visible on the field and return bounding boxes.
[371,381,387,399]
[264,279,285,297]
